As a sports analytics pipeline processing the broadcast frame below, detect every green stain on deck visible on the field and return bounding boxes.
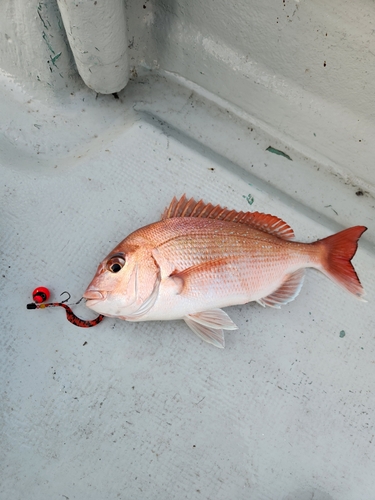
[243,194,254,206]
[339,330,346,338]
[37,9,49,30]
[51,52,62,66]
[266,146,292,161]
[42,31,55,54]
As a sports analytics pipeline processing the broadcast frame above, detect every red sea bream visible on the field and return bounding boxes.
[83,195,366,347]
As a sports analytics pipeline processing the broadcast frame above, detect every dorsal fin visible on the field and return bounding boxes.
[162,195,295,240]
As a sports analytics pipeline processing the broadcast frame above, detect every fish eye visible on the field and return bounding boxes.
[107,255,126,273]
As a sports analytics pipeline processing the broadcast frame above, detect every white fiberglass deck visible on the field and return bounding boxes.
[1,70,375,500]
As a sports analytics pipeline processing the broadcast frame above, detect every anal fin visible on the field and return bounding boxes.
[257,269,305,309]
[183,308,238,348]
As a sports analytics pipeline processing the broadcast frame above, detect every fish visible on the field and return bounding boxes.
[83,195,367,348]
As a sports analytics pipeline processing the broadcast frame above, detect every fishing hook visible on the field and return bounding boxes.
[60,291,71,304]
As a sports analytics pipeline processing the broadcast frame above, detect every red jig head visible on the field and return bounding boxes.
[32,287,51,304]
[27,291,104,328]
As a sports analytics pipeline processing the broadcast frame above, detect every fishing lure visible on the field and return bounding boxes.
[27,291,104,328]
[32,286,51,303]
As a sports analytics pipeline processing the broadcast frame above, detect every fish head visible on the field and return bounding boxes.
[83,244,158,318]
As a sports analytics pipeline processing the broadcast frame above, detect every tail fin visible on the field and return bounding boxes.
[317,226,367,299]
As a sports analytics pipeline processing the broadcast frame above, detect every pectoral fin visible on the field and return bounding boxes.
[171,257,239,296]
[184,309,238,348]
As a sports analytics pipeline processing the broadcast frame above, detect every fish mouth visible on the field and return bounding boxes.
[83,289,107,307]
